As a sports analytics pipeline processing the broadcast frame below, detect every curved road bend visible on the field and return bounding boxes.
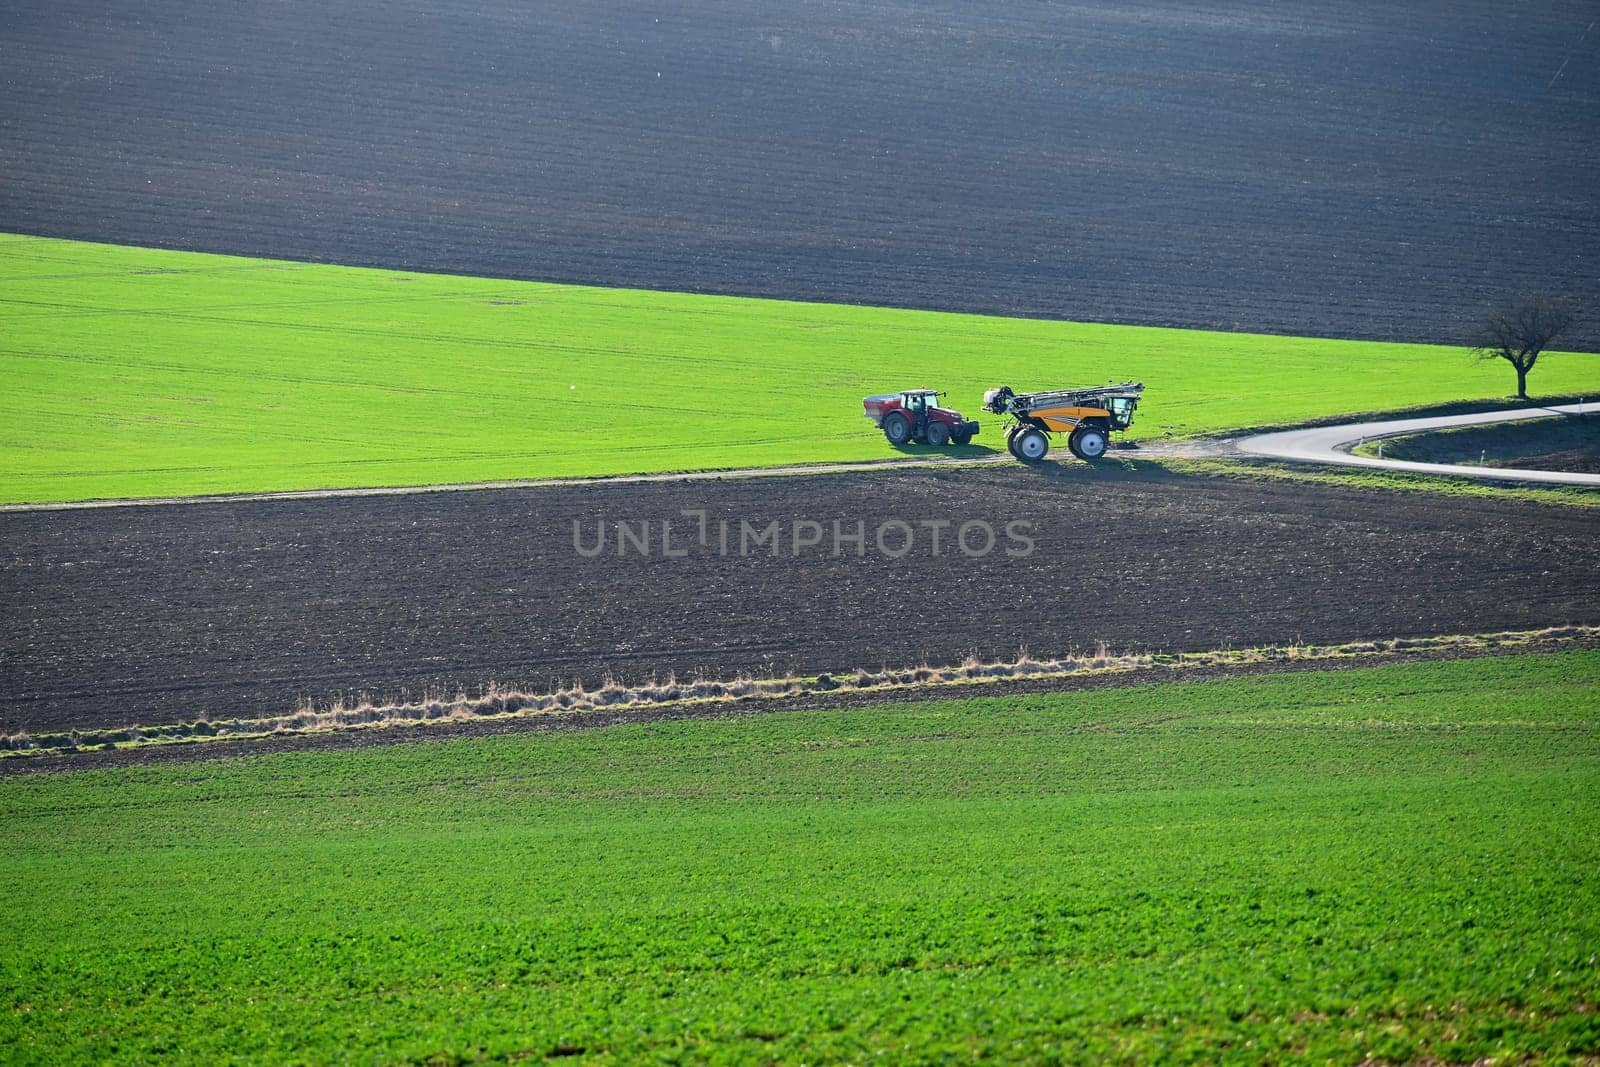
[1239,403,1600,487]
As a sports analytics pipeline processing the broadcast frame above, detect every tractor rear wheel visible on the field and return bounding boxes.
[926,421,951,446]
[883,412,912,445]
[1015,428,1050,462]
[1072,427,1109,460]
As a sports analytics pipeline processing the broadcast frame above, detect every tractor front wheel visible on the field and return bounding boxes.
[1005,425,1023,458]
[1071,427,1109,460]
[883,412,913,446]
[1015,428,1050,462]
[926,422,951,446]
[951,432,973,446]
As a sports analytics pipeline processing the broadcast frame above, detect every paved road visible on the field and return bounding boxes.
[1238,404,1600,486]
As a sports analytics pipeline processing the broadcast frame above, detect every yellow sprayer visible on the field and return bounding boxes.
[983,383,1144,462]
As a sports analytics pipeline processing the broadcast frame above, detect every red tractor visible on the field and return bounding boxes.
[863,390,980,447]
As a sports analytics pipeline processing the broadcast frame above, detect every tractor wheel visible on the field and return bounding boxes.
[1067,431,1087,460]
[882,412,913,446]
[951,432,973,446]
[926,422,951,446]
[1073,427,1109,460]
[1005,425,1023,458]
[1015,428,1050,463]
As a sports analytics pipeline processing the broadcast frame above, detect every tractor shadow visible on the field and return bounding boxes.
[884,442,1004,459]
[881,442,1175,488]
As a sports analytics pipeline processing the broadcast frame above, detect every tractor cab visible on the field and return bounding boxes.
[902,389,938,416]
[1107,394,1138,429]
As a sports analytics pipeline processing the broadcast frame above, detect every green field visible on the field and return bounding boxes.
[3,232,1598,504]
[3,653,1597,1063]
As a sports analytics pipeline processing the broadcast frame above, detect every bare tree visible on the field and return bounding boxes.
[1470,295,1575,400]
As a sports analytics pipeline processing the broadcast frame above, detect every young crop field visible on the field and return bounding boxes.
[3,232,1598,505]
[2,652,1597,1063]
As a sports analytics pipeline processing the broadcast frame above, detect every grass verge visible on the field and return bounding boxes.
[4,232,1599,504]
[1,651,1597,1062]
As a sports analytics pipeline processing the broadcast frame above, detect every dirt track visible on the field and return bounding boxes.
[2,464,1596,734]
[3,0,1597,348]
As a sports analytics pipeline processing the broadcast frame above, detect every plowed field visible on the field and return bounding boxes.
[4,464,1596,733]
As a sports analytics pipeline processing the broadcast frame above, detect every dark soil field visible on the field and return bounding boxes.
[3,0,1597,348]
[3,465,1597,734]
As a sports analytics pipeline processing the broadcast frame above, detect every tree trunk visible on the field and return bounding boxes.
[1516,362,1529,400]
